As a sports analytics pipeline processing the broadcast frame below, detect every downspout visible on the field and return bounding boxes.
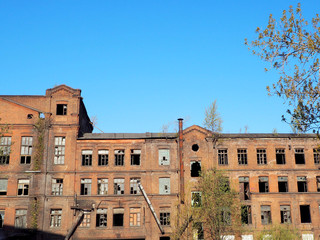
[178,118,184,204]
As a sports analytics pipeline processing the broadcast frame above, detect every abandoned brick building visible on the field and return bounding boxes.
[0,85,319,240]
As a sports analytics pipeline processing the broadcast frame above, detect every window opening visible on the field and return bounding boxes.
[15,209,27,228]
[114,178,124,195]
[80,211,91,227]
[259,177,269,193]
[278,177,288,192]
[96,208,107,227]
[191,192,201,207]
[129,208,141,226]
[159,149,170,165]
[160,211,170,226]
[52,178,63,195]
[280,205,291,223]
[300,205,311,223]
[0,137,11,165]
[0,210,4,228]
[297,176,308,192]
[190,161,201,177]
[295,148,305,164]
[80,179,91,195]
[241,205,252,224]
[314,148,320,164]
[317,177,320,192]
[54,137,65,164]
[98,150,108,166]
[115,150,124,166]
[192,144,199,152]
[82,150,92,166]
[238,149,248,165]
[261,205,272,225]
[276,149,286,164]
[56,104,67,115]
[193,222,204,240]
[18,179,29,196]
[131,149,141,165]
[257,149,267,165]
[221,208,231,225]
[130,178,140,194]
[239,177,250,200]
[159,178,170,194]
[0,179,8,195]
[20,137,32,164]
[218,149,228,165]
[98,178,108,195]
[113,208,124,226]
[50,209,62,227]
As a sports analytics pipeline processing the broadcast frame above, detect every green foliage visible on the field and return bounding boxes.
[257,224,300,240]
[33,118,46,170]
[204,100,223,133]
[245,3,320,133]
[30,198,39,229]
[0,119,11,159]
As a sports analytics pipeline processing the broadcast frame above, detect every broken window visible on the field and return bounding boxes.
[190,161,201,177]
[297,176,308,192]
[114,178,124,195]
[54,137,65,164]
[300,205,311,223]
[221,208,231,225]
[159,178,170,194]
[257,149,267,165]
[17,179,29,196]
[80,179,91,195]
[276,148,286,164]
[159,149,170,165]
[52,178,63,195]
[131,149,141,165]
[278,177,288,192]
[56,104,67,115]
[259,177,269,193]
[80,211,91,227]
[98,150,108,166]
[96,208,107,227]
[238,149,247,165]
[160,211,170,226]
[0,210,4,228]
[218,149,228,165]
[0,179,8,195]
[241,205,252,224]
[129,208,141,227]
[280,205,291,223]
[317,177,320,192]
[98,178,108,195]
[239,177,250,200]
[261,205,272,225]
[314,148,320,164]
[115,150,124,166]
[295,148,305,164]
[20,137,32,164]
[82,150,92,166]
[113,208,124,226]
[15,209,27,228]
[50,209,62,227]
[130,178,140,194]
[193,222,204,240]
[191,192,201,207]
[0,136,11,165]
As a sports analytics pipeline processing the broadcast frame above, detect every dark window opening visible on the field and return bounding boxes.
[241,205,252,225]
[96,209,107,227]
[239,177,250,200]
[160,212,170,226]
[115,150,124,166]
[238,149,247,165]
[278,177,288,192]
[113,213,123,226]
[295,148,305,164]
[297,177,308,192]
[80,179,91,195]
[191,161,201,177]
[131,149,141,165]
[314,148,320,164]
[27,114,33,119]
[300,205,311,223]
[98,150,108,166]
[192,144,199,152]
[82,150,92,166]
[191,192,201,207]
[160,237,170,240]
[0,210,4,228]
[276,149,286,164]
[218,149,228,165]
[56,104,67,115]
[317,177,320,192]
[193,222,204,240]
[257,149,267,165]
[280,205,291,223]
[259,177,269,193]
[20,156,31,164]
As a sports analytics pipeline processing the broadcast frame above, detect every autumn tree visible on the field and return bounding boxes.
[245,3,320,133]
[257,224,300,240]
[204,100,223,133]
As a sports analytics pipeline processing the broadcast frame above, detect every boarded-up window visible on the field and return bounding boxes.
[159,149,170,165]
[129,208,141,226]
[302,234,314,240]
[15,209,27,228]
[80,211,91,227]
[159,178,170,194]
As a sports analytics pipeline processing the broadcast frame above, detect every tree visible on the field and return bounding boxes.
[171,169,241,240]
[245,3,320,133]
[204,100,223,132]
[257,224,300,240]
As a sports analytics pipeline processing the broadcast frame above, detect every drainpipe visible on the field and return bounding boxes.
[178,118,184,204]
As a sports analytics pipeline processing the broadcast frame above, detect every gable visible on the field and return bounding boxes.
[46,85,81,98]
[183,125,211,137]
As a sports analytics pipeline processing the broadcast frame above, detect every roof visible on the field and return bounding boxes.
[0,97,44,113]
[78,132,177,140]
[216,133,318,139]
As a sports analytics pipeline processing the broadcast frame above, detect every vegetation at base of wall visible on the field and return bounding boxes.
[30,198,39,229]
[33,118,46,171]
[257,224,300,240]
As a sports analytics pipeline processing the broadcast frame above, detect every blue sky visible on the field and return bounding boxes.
[1,1,319,133]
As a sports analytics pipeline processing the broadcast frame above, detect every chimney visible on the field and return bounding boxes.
[178,118,184,204]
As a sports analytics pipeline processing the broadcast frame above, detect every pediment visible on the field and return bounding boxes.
[46,85,81,97]
[183,125,211,137]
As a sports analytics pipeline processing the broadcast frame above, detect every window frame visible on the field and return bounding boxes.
[20,136,33,164]
[237,149,248,165]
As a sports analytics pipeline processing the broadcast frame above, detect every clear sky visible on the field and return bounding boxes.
[1,1,319,133]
